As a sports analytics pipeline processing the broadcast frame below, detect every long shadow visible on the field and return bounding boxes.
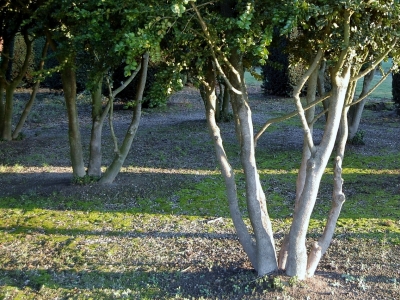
[0,225,396,243]
[0,266,256,298]
[0,225,239,240]
[1,266,398,298]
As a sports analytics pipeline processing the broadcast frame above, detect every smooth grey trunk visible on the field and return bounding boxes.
[286,67,351,279]
[193,0,276,275]
[295,67,319,203]
[348,68,375,139]
[99,52,149,184]
[61,65,86,177]
[87,78,106,177]
[229,52,277,275]
[12,40,49,139]
[306,104,348,277]
[279,67,319,270]
[317,61,329,120]
[202,60,257,268]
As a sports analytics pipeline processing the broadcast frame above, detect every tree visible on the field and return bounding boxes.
[392,70,400,115]
[174,0,400,280]
[0,1,40,141]
[28,0,176,181]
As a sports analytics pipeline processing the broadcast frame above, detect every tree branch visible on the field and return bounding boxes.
[112,62,142,98]
[351,39,397,82]
[254,92,331,146]
[292,50,323,154]
[347,64,395,108]
[190,1,242,94]
[106,76,120,155]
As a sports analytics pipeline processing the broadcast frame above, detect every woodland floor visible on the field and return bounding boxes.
[0,85,399,299]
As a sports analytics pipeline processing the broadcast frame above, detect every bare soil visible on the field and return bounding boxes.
[0,86,399,299]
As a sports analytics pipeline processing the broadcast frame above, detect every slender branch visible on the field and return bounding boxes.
[347,64,395,107]
[112,63,142,98]
[103,61,143,154]
[186,1,217,11]
[106,76,119,155]
[333,10,352,76]
[12,39,49,139]
[351,39,397,81]
[254,92,331,145]
[190,1,242,94]
[293,50,323,154]
[310,108,328,127]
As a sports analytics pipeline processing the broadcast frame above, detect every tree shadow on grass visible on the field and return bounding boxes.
[1,266,398,299]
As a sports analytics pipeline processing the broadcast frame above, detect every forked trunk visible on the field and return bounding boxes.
[202,59,257,268]
[99,52,149,184]
[286,68,351,279]
[12,40,49,140]
[306,105,348,277]
[279,67,319,270]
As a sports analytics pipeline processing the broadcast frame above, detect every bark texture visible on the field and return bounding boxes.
[286,65,351,279]
[229,52,277,275]
[61,65,86,177]
[202,60,257,269]
[306,102,348,277]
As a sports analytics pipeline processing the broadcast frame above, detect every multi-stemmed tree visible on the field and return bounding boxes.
[26,0,176,182]
[174,0,400,279]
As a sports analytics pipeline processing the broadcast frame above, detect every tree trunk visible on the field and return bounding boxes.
[2,32,33,141]
[0,82,5,137]
[220,81,231,121]
[12,40,49,139]
[61,65,86,177]
[99,52,149,184]
[306,103,348,277]
[0,40,10,136]
[202,59,257,269]
[87,77,106,177]
[348,68,375,140]
[229,52,277,275]
[286,67,351,279]
[2,84,17,141]
[279,66,319,270]
[317,61,329,120]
